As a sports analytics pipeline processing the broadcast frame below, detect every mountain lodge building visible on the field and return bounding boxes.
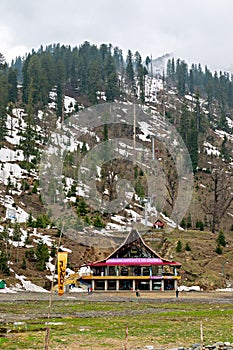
[81,229,181,291]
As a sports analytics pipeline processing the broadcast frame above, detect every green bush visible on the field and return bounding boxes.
[27,212,35,227]
[35,214,50,228]
[12,223,21,241]
[93,215,105,228]
[215,245,223,254]
[21,257,27,270]
[25,248,37,262]
[36,240,50,271]
[32,183,37,194]
[196,220,204,231]
[50,243,57,258]
[180,219,186,229]
[176,240,182,253]
[0,251,10,275]
[216,230,226,247]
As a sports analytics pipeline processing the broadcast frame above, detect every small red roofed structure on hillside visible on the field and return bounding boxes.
[153,219,165,229]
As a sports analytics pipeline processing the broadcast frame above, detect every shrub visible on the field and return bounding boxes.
[21,179,30,191]
[84,215,91,225]
[25,248,37,262]
[196,220,204,231]
[12,223,21,241]
[215,245,223,254]
[35,214,50,228]
[180,219,186,229]
[77,197,88,216]
[32,183,37,194]
[21,257,27,270]
[176,240,182,253]
[216,230,226,247]
[27,212,35,227]
[185,242,191,251]
[36,240,49,271]
[0,251,10,275]
[50,243,57,258]
[93,215,105,228]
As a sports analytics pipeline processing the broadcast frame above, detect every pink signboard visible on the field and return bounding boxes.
[106,258,163,265]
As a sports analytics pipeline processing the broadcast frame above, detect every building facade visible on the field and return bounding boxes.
[81,229,181,291]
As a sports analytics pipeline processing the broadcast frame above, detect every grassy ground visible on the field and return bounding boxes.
[0,291,233,349]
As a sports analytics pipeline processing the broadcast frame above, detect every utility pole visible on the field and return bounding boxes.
[133,104,136,150]
[151,137,155,161]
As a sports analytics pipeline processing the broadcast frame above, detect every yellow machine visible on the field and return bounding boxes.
[52,273,81,292]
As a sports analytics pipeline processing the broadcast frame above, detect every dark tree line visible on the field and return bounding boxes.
[10,42,148,115]
[0,53,18,142]
[167,57,233,117]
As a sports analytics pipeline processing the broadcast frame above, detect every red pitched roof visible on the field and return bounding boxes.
[85,229,181,267]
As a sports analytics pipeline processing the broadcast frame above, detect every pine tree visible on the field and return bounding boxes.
[21,257,27,270]
[87,60,101,104]
[216,230,226,247]
[0,251,10,275]
[12,223,21,241]
[55,59,66,123]
[27,212,34,227]
[105,53,119,102]
[35,240,50,271]
[134,51,147,103]
[176,240,182,252]
[221,135,230,161]
[20,80,37,166]
[8,68,18,102]
[176,59,188,96]
[126,50,135,94]
[93,215,105,228]
[187,119,198,172]
[0,72,8,142]
[77,197,88,216]
[215,245,222,254]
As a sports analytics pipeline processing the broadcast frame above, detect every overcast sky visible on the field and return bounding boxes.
[0,0,233,71]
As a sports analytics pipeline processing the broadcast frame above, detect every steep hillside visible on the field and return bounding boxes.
[143,229,233,290]
[0,42,232,291]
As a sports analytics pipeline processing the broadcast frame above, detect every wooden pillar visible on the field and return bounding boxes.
[92,279,95,291]
[105,279,108,291]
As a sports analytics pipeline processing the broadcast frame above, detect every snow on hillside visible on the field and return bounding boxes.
[203,141,220,156]
[0,148,24,162]
[226,116,233,129]
[0,195,29,222]
[64,96,76,113]
[14,273,49,292]
[145,76,164,103]
[215,129,233,142]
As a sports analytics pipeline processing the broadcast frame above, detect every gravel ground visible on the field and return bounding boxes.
[0,290,233,323]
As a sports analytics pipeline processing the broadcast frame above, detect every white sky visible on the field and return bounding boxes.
[0,0,233,71]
